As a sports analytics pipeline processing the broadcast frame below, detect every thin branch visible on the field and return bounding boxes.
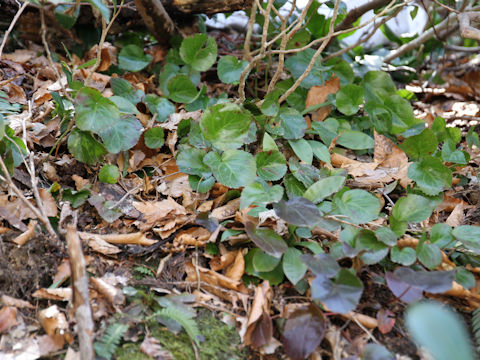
[458,11,480,41]
[277,0,342,104]
[0,1,28,60]
[243,0,258,61]
[432,0,460,14]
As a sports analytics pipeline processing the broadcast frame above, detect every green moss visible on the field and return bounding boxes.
[150,309,247,360]
[116,343,151,360]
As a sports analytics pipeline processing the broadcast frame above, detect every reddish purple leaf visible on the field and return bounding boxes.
[282,304,325,360]
[377,308,395,334]
[250,311,273,348]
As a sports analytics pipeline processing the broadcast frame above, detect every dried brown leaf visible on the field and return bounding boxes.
[305,76,340,122]
[0,306,18,333]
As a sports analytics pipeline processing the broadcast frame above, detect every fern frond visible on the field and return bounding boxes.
[133,266,155,277]
[93,323,129,360]
[157,307,201,346]
[472,308,480,352]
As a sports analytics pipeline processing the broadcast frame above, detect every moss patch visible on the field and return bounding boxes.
[117,309,247,360]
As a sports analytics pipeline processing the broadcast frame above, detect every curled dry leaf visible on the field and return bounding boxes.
[211,198,241,221]
[244,281,273,348]
[446,203,467,227]
[79,231,157,246]
[305,76,340,122]
[83,234,121,255]
[140,336,174,359]
[210,251,237,271]
[0,295,34,309]
[33,288,72,302]
[185,262,241,291]
[52,259,72,287]
[225,250,245,282]
[12,220,37,246]
[38,305,71,346]
[85,42,118,72]
[90,277,125,309]
[173,227,211,248]
[0,306,18,333]
[377,309,395,334]
[134,197,189,232]
[39,188,58,217]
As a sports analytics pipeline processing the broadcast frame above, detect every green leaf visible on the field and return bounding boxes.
[180,34,218,72]
[245,221,288,258]
[118,44,152,72]
[110,78,144,104]
[466,126,480,148]
[392,194,433,223]
[54,4,80,29]
[262,133,278,152]
[406,301,475,360]
[253,250,281,272]
[144,95,175,122]
[86,0,110,22]
[337,130,374,150]
[0,114,5,140]
[109,96,139,115]
[301,253,340,278]
[400,129,438,160]
[256,151,287,181]
[304,176,345,204]
[67,129,106,165]
[375,226,397,246]
[408,157,452,195]
[363,71,397,103]
[336,84,364,115]
[75,87,119,134]
[311,269,363,314]
[144,127,165,149]
[63,188,90,208]
[452,225,480,254]
[390,246,416,266]
[335,189,381,224]
[285,48,327,89]
[432,116,447,142]
[442,140,469,164]
[430,223,453,248]
[99,164,120,184]
[217,55,248,84]
[273,197,322,227]
[278,107,308,140]
[384,95,420,135]
[167,75,199,104]
[284,174,306,198]
[308,140,330,163]
[283,248,307,285]
[203,150,256,188]
[289,139,313,165]
[189,174,215,193]
[240,181,284,209]
[99,116,143,154]
[200,103,252,151]
[456,268,475,289]
[417,241,442,269]
[176,147,210,177]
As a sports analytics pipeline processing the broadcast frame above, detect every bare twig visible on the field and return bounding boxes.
[432,0,460,14]
[458,11,480,41]
[243,0,258,61]
[0,0,28,60]
[277,0,342,104]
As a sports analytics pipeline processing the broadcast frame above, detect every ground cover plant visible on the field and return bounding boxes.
[1,0,480,359]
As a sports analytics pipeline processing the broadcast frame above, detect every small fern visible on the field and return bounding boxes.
[133,266,155,278]
[472,307,480,353]
[156,306,202,346]
[93,322,129,360]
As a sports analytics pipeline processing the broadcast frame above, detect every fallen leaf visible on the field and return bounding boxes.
[305,76,340,122]
[39,188,58,217]
[225,250,245,282]
[0,295,34,309]
[12,220,37,246]
[140,336,174,359]
[0,306,18,333]
[211,198,241,221]
[244,281,273,348]
[377,308,395,334]
[446,203,466,227]
[134,197,188,231]
[33,288,72,301]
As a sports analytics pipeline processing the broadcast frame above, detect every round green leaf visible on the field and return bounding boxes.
[144,95,175,122]
[203,150,256,188]
[176,147,210,177]
[408,157,452,195]
[336,84,364,115]
[256,151,287,181]
[452,225,480,254]
[308,140,330,163]
[99,164,120,184]
[179,34,218,72]
[253,250,281,272]
[75,87,119,134]
[144,127,165,149]
[337,130,374,150]
[400,129,438,160]
[109,96,139,115]
[189,174,215,193]
[67,129,106,165]
[217,55,249,84]
[118,44,152,72]
[283,247,307,285]
[374,226,397,246]
[304,176,345,204]
[417,243,442,269]
[240,181,284,209]
[167,75,199,104]
[392,194,433,223]
[430,223,453,248]
[278,107,307,140]
[336,189,381,224]
[200,103,252,151]
[406,301,475,360]
[390,246,416,266]
[98,116,143,154]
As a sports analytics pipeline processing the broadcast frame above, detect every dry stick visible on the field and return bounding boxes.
[243,0,258,61]
[277,0,341,104]
[85,1,124,86]
[384,10,460,63]
[238,0,315,101]
[432,0,460,13]
[267,0,297,93]
[66,223,95,360]
[324,5,402,62]
[259,0,275,59]
[0,0,28,60]
[458,11,480,41]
